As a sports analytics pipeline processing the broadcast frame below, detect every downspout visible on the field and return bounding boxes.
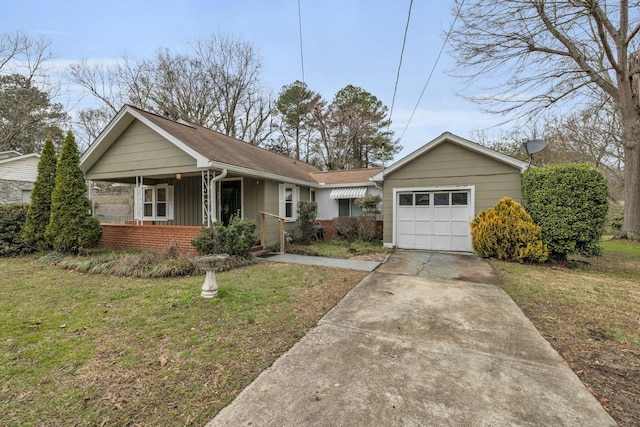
[207,169,227,226]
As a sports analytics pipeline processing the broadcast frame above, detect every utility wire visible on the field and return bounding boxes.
[298,0,305,83]
[399,0,465,141]
[389,0,414,124]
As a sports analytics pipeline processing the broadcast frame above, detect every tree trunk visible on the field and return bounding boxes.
[622,142,640,239]
[624,51,640,239]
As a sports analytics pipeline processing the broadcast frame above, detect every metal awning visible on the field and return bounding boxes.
[329,187,367,199]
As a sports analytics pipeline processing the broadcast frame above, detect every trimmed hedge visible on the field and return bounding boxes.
[191,216,257,258]
[522,163,608,260]
[471,197,548,262]
[0,203,34,256]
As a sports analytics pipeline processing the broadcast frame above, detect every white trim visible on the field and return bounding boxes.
[373,132,529,181]
[391,185,475,250]
[313,182,378,189]
[0,153,40,166]
[279,183,299,221]
[138,183,174,221]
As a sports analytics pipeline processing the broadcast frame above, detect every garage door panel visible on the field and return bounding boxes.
[433,208,451,220]
[451,207,470,220]
[451,221,470,235]
[397,207,414,221]
[451,235,470,251]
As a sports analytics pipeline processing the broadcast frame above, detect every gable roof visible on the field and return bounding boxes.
[309,168,383,186]
[372,132,529,181]
[0,152,40,165]
[81,105,320,185]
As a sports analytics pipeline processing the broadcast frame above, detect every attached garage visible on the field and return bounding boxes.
[374,133,528,252]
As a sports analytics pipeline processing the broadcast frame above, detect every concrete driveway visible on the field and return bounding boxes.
[208,251,616,426]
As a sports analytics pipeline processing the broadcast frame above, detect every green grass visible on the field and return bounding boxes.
[492,238,640,425]
[0,256,368,426]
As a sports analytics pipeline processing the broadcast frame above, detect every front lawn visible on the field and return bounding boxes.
[492,238,640,426]
[0,257,368,426]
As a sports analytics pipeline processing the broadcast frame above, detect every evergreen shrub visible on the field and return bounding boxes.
[45,131,102,254]
[0,203,34,256]
[522,163,608,260]
[191,215,257,258]
[21,136,57,250]
[471,197,548,263]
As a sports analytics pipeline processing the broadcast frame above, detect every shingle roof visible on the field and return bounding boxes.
[308,168,383,185]
[130,106,320,182]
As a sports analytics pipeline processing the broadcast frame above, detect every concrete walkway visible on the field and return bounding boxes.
[208,251,616,426]
[260,253,380,271]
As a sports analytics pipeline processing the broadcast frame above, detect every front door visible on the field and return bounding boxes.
[220,179,242,226]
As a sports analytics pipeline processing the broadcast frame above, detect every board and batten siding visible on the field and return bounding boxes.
[382,141,523,245]
[86,120,197,180]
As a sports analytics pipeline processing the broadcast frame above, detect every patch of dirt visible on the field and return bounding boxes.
[350,251,390,263]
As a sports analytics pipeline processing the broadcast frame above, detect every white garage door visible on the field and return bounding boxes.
[396,190,473,251]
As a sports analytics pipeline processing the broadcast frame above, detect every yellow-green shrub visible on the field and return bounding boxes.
[471,197,548,263]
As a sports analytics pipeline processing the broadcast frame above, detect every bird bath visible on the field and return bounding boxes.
[194,254,229,298]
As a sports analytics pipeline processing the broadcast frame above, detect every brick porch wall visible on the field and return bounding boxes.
[99,224,201,256]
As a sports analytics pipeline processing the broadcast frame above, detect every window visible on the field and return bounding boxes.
[399,193,413,206]
[434,193,450,206]
[279,183,299,221]
[338,199,363,217]
[310,189,316,203]
[452,192,468,206]
[136,184,174,221]
[21,190,32,203]
[415,193,430,206]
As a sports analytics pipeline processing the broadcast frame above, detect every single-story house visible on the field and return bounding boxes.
[0,151,40,204]
[80,105,528,255]
[80,105,381,254]
[372,132,528,252]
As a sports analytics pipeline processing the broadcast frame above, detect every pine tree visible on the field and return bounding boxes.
[20,135,57,250]
[45,131,102,254]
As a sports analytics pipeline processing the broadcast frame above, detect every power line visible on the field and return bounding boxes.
[389,0,414,124]
[399,0,465,142]
[298,0,305,83]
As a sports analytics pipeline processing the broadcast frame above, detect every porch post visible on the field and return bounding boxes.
[202,170,216,227]
[87,179,94,216]
[135,176,143,225]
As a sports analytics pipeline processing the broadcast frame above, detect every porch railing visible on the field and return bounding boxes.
[258,211,288,254]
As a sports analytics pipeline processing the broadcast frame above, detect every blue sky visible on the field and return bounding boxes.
[1,0,505,160]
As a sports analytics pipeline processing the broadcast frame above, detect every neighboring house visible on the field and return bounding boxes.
[309,168,383,220]
[0,151,40,204]
[80,106,528,255]
[372,132,529,252]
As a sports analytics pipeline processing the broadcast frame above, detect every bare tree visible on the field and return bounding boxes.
[450,0,640,239]
[68,32,274,147]
[0,30,54,81]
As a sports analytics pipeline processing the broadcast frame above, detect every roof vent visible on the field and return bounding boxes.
[176,118,196,128]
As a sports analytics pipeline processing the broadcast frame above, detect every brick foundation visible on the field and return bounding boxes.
[99,224,201,256]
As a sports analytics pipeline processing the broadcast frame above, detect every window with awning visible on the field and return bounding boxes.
[329,187,367,199]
